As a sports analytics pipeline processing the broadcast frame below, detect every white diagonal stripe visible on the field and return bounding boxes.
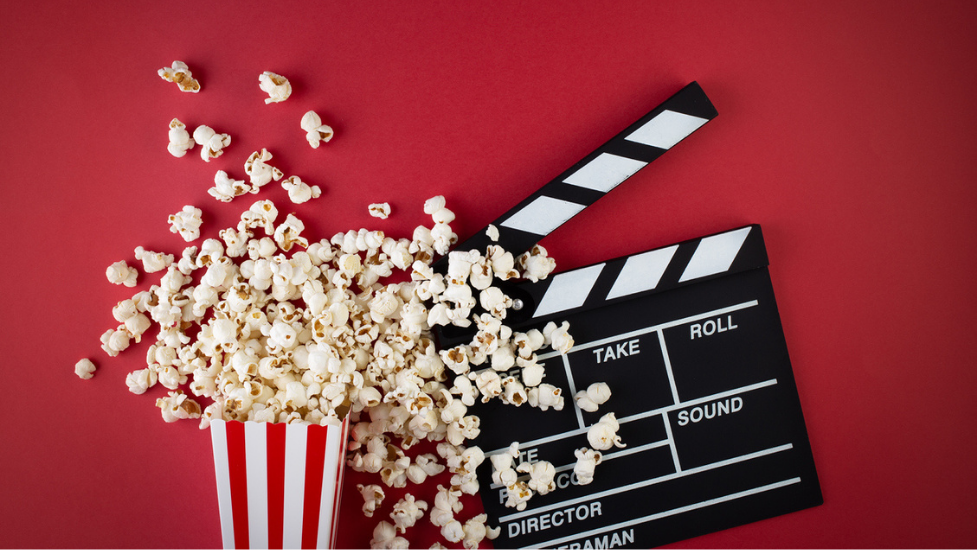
[282,423,307,550]
[605,245,679,300]
[533,264,604,318]
[625,109,710,149]
[500,196,586,236]
[679,227,752,282]
[563,152,648,193]
[316,424,343,549]
[210,421,235,550]
[244,422,268,549]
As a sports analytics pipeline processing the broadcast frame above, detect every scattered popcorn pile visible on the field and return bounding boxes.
[79,60,626,549]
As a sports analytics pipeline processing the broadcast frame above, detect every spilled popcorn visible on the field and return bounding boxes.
[85,62,627,548]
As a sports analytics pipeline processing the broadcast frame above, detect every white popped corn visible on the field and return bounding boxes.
[192,125,231,162]
[166,118,195,157]
[168,205,203,242]
[587,412,626,451]
[300,110,334,148]
[281,176,321,204]
[369,203,391,219]
[209,171,251,202]
[157,61,200,92]
[258,71,291,104]
[106,260,138,287]
[75,358,96,380]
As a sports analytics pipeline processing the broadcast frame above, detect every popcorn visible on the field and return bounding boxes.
[574,381,611,412]
[518,244,557,282]
[504,480,533,511]
[192,125,231,162]
[244,149,284,189]
[573,448,603,485]
[544,320,574,354]
[390,494,428,533]
[370,520,408,549]
[125,367,157,395]
[461,514,500,549]
[489,442,519,486]
[281,175,321,204]
[157,61,200,92]
[158,366,188,390]
[300,110,334,148]
[100,327,131,357]
[441,520,464,543]
[134,246,174,273]
[486,224,499,242]
[168,205,203,242]
[357,483,385,517]
[209,171,251,202]
[258,71,292,104]
[273,213,309,251]
[157,392,200,422]
[106,260,138,287]
[587,412,626,451]
[124,313,151,343]
[75,358,96,380]
[369,203,391,219]
[527,383,564,411]
[86,191,586,547]
[517,459,556,495]
[429,485,463,528]
[167,118,196,157]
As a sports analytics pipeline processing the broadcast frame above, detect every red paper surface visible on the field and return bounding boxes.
[1,1,975,548]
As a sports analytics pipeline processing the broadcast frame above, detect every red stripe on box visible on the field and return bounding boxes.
[267,422,286,550]
[225,421,250,550]
[330,419,349,547]
[301,425,327,549]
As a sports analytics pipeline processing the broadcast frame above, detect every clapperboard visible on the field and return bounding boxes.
[434,82,822,549]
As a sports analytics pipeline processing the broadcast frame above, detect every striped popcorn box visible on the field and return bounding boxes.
[210,419,350,549]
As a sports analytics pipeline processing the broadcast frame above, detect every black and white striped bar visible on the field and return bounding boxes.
[437,225,768,347]
[521,225,766,322]
[433,81,717,272]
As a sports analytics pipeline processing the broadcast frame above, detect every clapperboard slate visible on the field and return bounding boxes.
[434,82,821,549]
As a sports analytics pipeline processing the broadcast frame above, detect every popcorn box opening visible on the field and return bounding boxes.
[210,419,349,549]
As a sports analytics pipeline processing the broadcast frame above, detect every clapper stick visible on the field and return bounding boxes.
[433,81,717,271]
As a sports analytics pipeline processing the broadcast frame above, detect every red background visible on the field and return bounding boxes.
[1,1,975,548]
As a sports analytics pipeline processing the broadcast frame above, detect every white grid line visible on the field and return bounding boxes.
[498,443,794,523]
[661,411,682,473]
[658,330,680,404]
[525,477,802,548]
[562,354,585,431]
[484,378,778,456]
[489,440,672,489]
[536,300,759,361]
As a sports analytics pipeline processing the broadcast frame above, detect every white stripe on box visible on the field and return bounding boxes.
[533,263,605,318]
[210,420,235,550]
[605,245,679,300]
[679,227,752,282]
[244,422,268,549]
[562,153,648,193]
[316,425,343,549]
[625,109,710,150]
[282,423,308,550]
[500,196,587,236]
